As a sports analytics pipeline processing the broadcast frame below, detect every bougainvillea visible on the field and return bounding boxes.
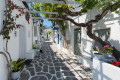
[112,60,120,67]
[0,0,25,39]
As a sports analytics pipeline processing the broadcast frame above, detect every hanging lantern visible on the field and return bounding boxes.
[25,12,30,24]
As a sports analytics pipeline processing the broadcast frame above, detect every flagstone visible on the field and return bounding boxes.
[19,42,92,80]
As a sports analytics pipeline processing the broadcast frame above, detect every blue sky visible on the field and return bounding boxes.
[43,19,52,27]
[29,2,52,27]
[40,14,52,27]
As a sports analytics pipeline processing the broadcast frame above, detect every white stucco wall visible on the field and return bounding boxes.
[93,59,120,80]
[0,0,9,80]
[0,0,5,51]
[0,0,8,80]
[5,0,33,61]
[0,0,33,80]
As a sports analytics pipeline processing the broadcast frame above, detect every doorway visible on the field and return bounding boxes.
[74,28,81,55]
[19,25,26,59]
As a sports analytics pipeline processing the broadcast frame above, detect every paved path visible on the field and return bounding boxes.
[19,42,92,80]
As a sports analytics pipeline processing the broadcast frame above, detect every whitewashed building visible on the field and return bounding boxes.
[1,0,120,80]
[0,0,33,80]
[55,5,120,80]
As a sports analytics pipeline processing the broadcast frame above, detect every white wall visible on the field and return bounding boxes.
[4,0,33,61]
[0,0,8,80]
[93,59,120,80]
[0,0,33,80]
[0,0,5,51]
[60,15,87,55]
[25,19,33,52]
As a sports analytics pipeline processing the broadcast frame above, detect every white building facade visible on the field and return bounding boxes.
[55,5,120,80]
[0,0,33,80]
[56,5,120,68]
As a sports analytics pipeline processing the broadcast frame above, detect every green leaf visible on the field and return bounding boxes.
[115,11,119,14]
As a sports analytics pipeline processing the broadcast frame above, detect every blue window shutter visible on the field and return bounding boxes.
[52,22,55,27]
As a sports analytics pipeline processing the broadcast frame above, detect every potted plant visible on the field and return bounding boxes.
[12,60,24,80]
[32,44,39,51]
[93,45,102,60]
[17,59,24,71]
[32,44,37,49]
[112,60,120,67]
[100,45,113,53]
[100,45,116,62]
[93,45,99,53]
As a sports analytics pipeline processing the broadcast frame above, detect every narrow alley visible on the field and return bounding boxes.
[19,41,92,80]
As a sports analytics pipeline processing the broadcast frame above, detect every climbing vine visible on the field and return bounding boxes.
[31,0,120,60]
[0,0,25,39]
[0,0,25,80]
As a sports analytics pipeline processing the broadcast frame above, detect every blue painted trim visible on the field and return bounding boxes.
[58,34,59,44]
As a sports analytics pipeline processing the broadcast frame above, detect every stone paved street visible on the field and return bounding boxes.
[19,41,92,80]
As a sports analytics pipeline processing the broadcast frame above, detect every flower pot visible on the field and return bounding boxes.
[102,53,113,59]
[102,53,116,62]
[12,70,20,80]
[94,54,102,60]
[93,51,98,54]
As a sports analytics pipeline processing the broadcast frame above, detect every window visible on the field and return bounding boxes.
[94,28,110,48]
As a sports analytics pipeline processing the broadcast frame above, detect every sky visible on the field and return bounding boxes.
[40,14,52,27]
[43,19,52,27]
[29,2,52,27]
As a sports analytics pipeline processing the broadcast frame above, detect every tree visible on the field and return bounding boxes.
[31,0,120,60]
[47,31,51,35]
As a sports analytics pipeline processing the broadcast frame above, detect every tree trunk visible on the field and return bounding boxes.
[63,34,67,49]
[0,52,12,80]
[4,39,12,80]
[58,1,120,61]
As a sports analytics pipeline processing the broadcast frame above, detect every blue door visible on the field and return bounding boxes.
[58,34,59,44]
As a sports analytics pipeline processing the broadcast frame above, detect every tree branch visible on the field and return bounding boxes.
[58,1,120,60]
[88,1,120,23]
[58,15,86,27]
[61,0,67,4]
[65,9,87,16]
[62,1,91,16]
[86,22,120,61]
[86,23,106,46]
